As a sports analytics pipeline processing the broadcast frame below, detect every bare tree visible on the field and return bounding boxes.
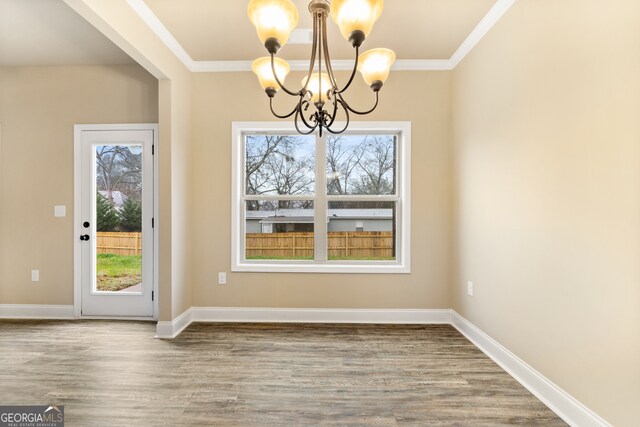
[264,144,314,209]
[246,135,289,196]
[353,137,395,195]
[244,134,395,211]
[245,135,314,210]
[95,146,142,202]
[326,136,365,195]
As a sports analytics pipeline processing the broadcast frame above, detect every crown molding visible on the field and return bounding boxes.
[450,0,516,68]
[129,0,516,73]
[126,0,196,70]
[191,59,454,73]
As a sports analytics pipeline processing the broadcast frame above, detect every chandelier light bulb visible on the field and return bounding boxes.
[302,73,333,104]
[330,0,383,42]
[357,48,396,87]
[248,0,299,48]
[252,57,291,91]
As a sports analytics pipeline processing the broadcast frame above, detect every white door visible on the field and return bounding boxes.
[78,127,155,317]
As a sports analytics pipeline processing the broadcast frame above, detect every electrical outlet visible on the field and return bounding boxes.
[467,281,474,296]
[218,272,227,285]
[31,270,40,282]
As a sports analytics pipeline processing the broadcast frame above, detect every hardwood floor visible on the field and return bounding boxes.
[0,320,565,426]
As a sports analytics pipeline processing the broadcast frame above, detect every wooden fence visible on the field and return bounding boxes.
[96,232,142,256]
[96,231,393,258]
[246,231,393,259]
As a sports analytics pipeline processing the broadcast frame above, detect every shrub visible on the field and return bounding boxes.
[96,192,120,231]
[119,197,142,232]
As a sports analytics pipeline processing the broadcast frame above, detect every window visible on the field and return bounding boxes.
[232,122,411,273]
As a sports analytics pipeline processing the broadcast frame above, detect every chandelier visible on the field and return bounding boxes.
[248,0,395,136]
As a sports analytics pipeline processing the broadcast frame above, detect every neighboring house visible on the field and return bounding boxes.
[246,209,393,234]
[99,190,128,210]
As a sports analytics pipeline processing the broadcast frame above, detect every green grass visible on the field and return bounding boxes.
[96,254,142,292]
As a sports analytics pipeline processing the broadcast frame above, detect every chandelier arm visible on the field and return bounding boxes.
[269,96,299,119]
[270,54,301,97]
[341,91,380,115]
[335,45,359,94]
[324,93,340,129]
[294,106,317,135]
[326,100,350,135]
[298,100,317,129]
[320,15,338,91]
[301,13,320,93]
[320,16,358,95]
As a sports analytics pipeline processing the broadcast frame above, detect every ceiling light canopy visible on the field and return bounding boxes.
[248,0,395,136]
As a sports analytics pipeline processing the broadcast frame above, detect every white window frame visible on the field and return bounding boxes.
[231,121,411,274]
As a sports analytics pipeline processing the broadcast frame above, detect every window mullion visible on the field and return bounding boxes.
[243,195,316,201]
[325,195,399,202]
[314,133,328,262]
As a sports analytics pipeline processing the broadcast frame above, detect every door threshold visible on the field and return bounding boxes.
[78,315,157,321]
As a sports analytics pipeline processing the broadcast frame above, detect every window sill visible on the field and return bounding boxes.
[232,261,411,274]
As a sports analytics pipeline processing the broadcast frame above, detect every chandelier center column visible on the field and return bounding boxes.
[308,0,330,15]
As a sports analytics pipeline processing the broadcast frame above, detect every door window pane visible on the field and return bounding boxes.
[327,201,396,261]
[95,145,143,293]
[245,200,314,260]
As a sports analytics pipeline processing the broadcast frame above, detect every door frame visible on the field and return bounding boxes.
[73,124,159,319]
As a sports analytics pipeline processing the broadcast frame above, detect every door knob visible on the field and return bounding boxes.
[83,221,90,228]
[80,234,90,241]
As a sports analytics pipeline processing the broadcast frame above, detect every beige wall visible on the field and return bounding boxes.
[452,0,640,425]
[167,77,193,319]
[191,71,453,309]
[0,65,158,305]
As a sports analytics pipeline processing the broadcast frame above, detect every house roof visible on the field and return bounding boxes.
[329,209,393,219]
[99,190,128,208]
[260,216,314,224]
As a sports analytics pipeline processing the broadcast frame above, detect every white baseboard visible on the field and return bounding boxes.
[155,307,450,339]
[0,304,74,319]
[451,312,610,427]
[191,307,453,324]
[155,307,193,339]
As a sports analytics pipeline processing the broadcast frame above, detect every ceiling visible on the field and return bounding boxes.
[0,0,506,69]
[143,0,497,62]
[0,0,133,66]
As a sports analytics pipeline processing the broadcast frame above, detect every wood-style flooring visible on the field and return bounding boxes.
[0,320,565,426]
